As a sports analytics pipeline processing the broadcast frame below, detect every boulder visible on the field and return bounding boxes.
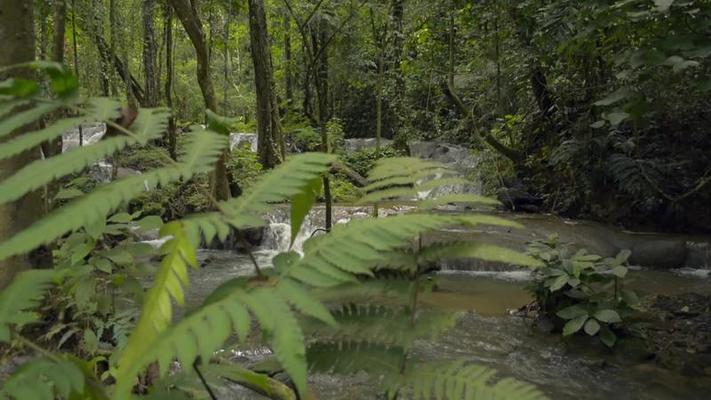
[630,239,687,268]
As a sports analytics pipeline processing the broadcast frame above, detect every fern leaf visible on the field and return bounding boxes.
[243,288,308,396]
[399,360,548,400]
[418,243,543,268]
[0,128,226,261]
[419,194,500,209]
[0,270,56,342]
[113,222,197,397]
[0,102,64,139]
[289,214,520,287]
[0,98,122,161]
[0,357,86,400]
[275,278,337,326]
[185,152,336,244]
[307,341,404,376]
[132,288,251,380]
[0,110,167,205]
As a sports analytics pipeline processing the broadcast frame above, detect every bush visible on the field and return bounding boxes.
[226,143,264,190]
[526,235,639,347]
[340,145,403,177]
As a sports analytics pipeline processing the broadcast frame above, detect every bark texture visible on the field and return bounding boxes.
[248,0,285,168]
[169,0,231,201]
[142,0,160,106]
[0,0,45,288]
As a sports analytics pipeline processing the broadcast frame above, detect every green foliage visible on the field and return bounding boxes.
[340,145,401,177]
[0,270,57,342]
[226,143,264,190]
[0,357,87,400]
[526,235,639,347]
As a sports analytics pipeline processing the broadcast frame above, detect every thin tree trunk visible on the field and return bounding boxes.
[223,3,231,115]
[164,3,177,160]
[314,22,332,230]
[91,0,110,96]
[283,11,293,115]
[46,0,66,159]
[169,0,230,201]
[142,0,160,106]
[0,0,45,288]
[109,0,119,96]
[248,0,285,169]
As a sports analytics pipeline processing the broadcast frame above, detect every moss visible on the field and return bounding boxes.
[115,145,172,171]
[340,145,402,177]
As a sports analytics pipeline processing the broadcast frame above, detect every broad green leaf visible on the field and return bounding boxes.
[584,319,601,336]
[562,315,588,336]
[593,309,622,323]
[290,178,321,248]
[556,305,588,320]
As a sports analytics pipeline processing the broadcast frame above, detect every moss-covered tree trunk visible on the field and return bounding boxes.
[169,0,231,201]
[0,0,45,288]
[142,0,160,107]
[248,0,285,169]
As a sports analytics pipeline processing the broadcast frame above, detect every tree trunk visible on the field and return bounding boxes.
[387,0,405,137]
[91,0,111,96]
[283,11,293,115]
[164,2,177,160]
[142,0,160,107]
[169,0,230,201]
[248,0,285,169]
[313,21,332,230]
[0,0,45,288]
[44,0,67,159]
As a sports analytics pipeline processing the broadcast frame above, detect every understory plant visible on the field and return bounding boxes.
[0,65,547,399]
[526,235,640,347]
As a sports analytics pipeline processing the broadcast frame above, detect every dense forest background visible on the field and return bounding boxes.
[36,0,711,232]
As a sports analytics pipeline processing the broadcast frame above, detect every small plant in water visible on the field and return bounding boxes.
[526,235,640,347]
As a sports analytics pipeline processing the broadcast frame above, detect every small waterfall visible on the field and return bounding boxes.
[409,141,484,196]
[230,133,258,152]
[343,138,393,152]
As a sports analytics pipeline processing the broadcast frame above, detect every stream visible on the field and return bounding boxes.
[179,206,711,400]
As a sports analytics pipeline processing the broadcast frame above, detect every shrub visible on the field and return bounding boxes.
[526,235,639,347]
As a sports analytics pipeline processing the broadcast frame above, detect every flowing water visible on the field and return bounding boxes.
[180,207,711,399]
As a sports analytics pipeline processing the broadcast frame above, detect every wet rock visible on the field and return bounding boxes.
[643,293,711,376]
[685,241,711,269]
[344,138,393,152]
[408,141,481,175]
[497,185,543,213]
[116,167,141,178]
[62,122,107,152]
[230,133,257,152]
[87,161,113,183]
[630,240,686,268]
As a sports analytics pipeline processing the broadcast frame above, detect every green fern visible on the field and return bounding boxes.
[184,152,336,244]
[0,98,122,161]
[0,270,56,342]
[113,221,198,398]
[0,108,169,204]
[0,127,226,261]
[0,357,87,400]
[359,157,495,208]
[286,213,526,287]
[397,360,547,400]
[0,102,65,139]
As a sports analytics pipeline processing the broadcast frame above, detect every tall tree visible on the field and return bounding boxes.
[164,2,177,160]
[248,0,285,168]
[0,0,44,287]
[142,0,160,106]
[169,0,231,201]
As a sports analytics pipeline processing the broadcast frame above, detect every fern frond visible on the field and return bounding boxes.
[419,194,500,209]
[0,98,121,161]
[0,357,86,400]
[359,157,493,209]
[242,288,308,396]
[0,109,169,205]
[0,270,56,342]
[288,214,522,287]
[0,128,226,261]
[608,153,662,196]
[307,341,404,375]
[185,152,336,244]
[113,222,198,397]
[304,304,457,348]
[0,102,65,139]
[418,243,543,268]
[398,360,548,400]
